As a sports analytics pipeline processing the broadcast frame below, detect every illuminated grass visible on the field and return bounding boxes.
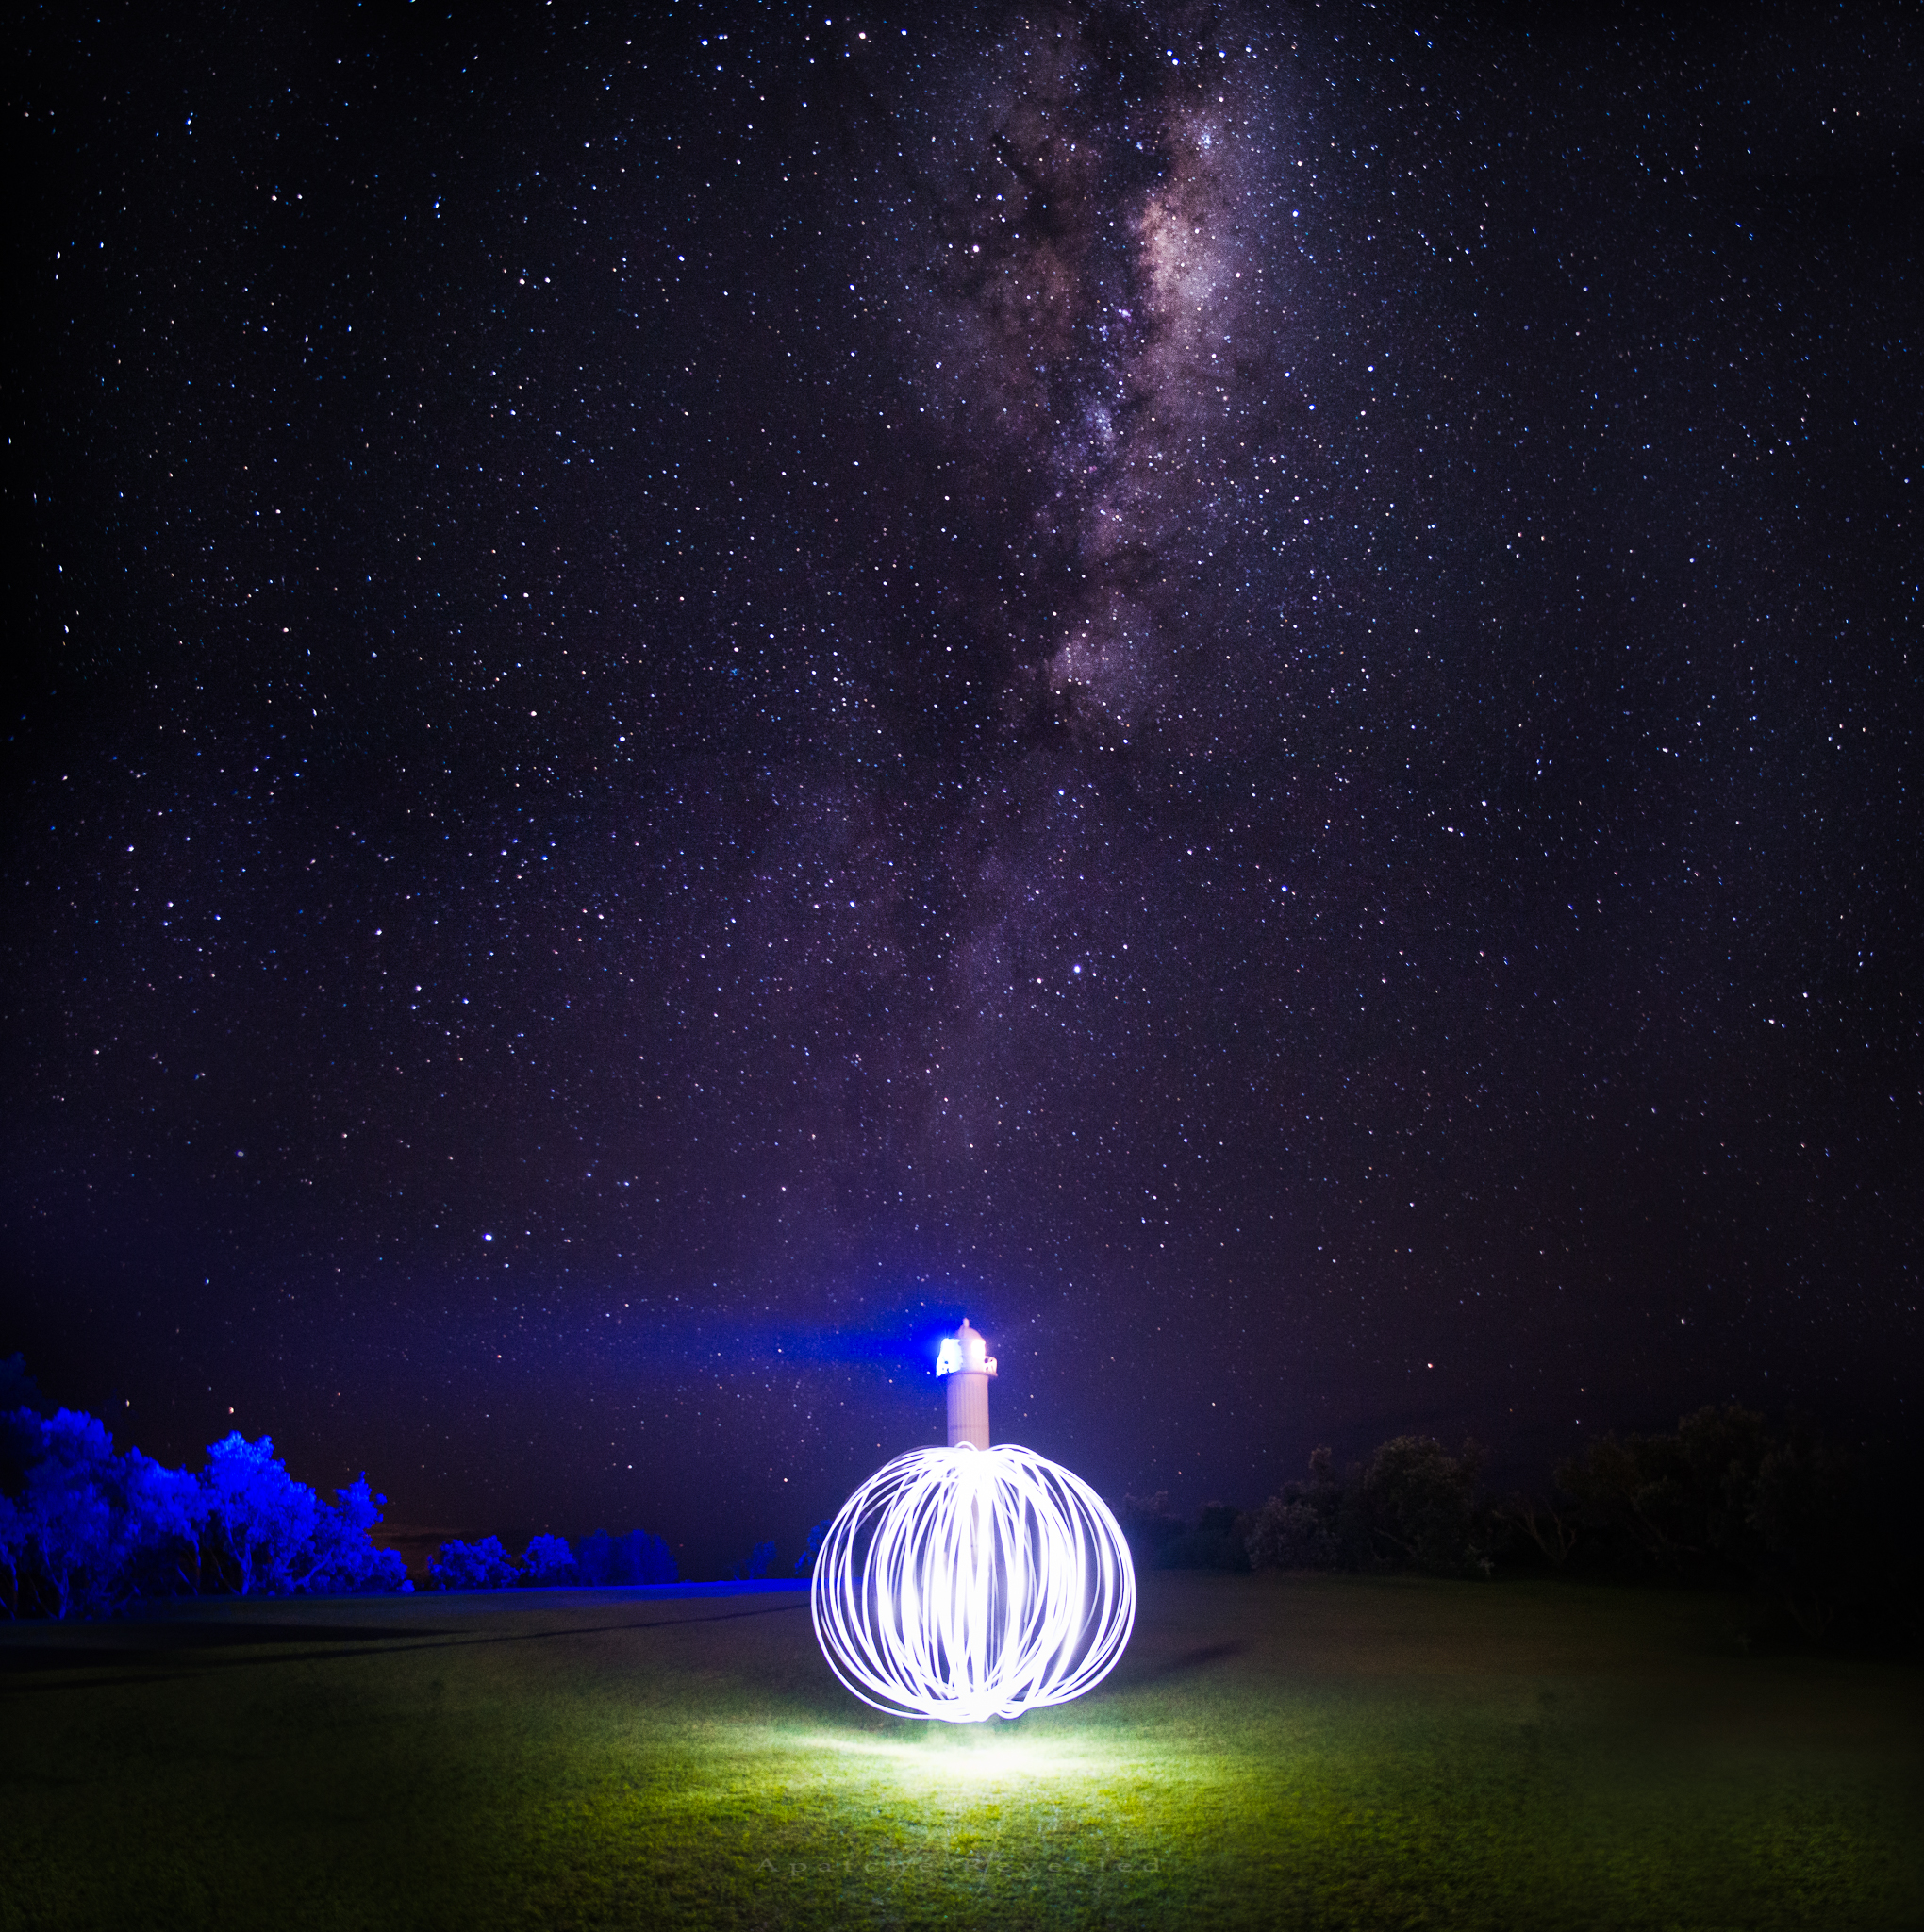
[3,1574,1919,1930]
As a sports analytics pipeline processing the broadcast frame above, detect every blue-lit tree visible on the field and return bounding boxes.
[0,1491,22,1615]
[191,1434,408,1599]
[519,1533,579,1584]
[201,1432,323,1595]
[7,1411,207,1618]
[305,1476,411,1594]
[429,1536,521,1590]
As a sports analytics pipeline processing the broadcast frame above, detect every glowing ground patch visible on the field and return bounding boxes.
[811,1442,1136,1723]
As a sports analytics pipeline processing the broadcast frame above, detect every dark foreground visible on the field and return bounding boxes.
[3,1574,1919,1930]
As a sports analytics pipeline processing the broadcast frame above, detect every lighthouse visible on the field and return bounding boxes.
[935,1317,996,1449]
[811,1314,1138,1721]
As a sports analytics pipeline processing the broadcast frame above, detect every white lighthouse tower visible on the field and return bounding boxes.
[935,1317,997,1449]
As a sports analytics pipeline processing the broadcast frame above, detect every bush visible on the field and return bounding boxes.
[1155,1502,1254,1572]
[1118,1491,1186,1567]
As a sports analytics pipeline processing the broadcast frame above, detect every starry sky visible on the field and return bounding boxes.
[9,2,1918,1576]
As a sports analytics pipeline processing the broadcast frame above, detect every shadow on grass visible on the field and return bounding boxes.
[1121,1638,1250,1683]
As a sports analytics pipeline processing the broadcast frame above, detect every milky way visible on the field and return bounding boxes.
[898,12,1285,737]
[10,3,1917,1573]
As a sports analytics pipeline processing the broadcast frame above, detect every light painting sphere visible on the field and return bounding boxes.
[811,1442,1136,1723]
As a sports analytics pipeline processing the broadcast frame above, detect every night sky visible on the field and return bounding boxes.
[9,2,1918,1577]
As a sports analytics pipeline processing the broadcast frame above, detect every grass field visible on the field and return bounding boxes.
[3,1572,1919,1930]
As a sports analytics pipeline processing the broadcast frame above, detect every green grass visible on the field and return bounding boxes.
[3,1573,1919,1930]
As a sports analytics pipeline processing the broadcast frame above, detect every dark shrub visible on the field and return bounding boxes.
[572,1527,676,1586]
[1158,1502,1254,1572]
[1118,1491,1186,1567]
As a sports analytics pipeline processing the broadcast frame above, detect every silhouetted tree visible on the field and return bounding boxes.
[1556,1404,1769,1580]
[793,1520,831,1579]
[0,1356,47,1412]
[1500,1492,1579,1569]
[1247,1446,1347,1572]
[620,1528,677,1584]
[1748,1425,1867,1640]
[0,1359,55,1497]
[735,1539,776,1581]
[1248,1440,1487,1576]
[572,1528,617,1584]
[572,1526,676,1585]
[1358,1436,1488,1576]
[1552,1407,1913,1641]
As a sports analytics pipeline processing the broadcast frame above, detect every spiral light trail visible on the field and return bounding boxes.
[811,1442,1136,1723]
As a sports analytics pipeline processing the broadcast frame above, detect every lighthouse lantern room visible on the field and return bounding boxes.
[935,1317,996,1449]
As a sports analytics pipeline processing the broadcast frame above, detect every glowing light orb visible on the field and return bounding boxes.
[811,1442,1136,1723]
